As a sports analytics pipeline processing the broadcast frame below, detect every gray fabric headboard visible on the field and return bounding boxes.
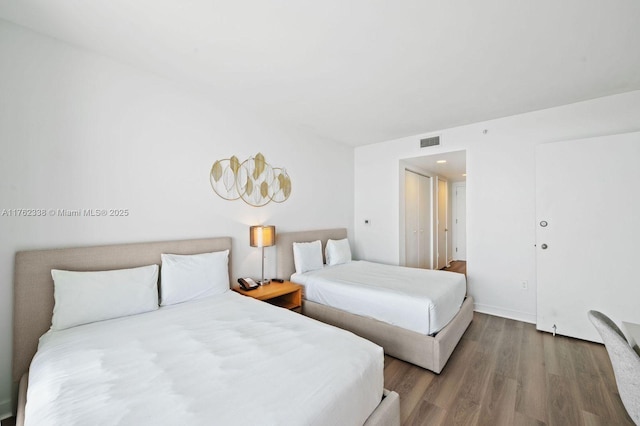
[276,228,348,280]
[12,236,232,384]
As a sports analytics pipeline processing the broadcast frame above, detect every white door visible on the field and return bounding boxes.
[436,178,448,269]
[536,132,640,341]
[404,170,431,269]
[405,171,420,268]
[454,184,467,260]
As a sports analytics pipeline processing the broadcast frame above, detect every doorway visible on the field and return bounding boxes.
[399,150,466,270]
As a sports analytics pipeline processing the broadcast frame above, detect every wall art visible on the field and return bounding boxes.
[210,153,291,207]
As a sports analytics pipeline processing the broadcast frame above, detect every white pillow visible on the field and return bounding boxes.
[293,240,324,274]
[51,264,159,331]
[160,249,229,306]
[325,238,352,266]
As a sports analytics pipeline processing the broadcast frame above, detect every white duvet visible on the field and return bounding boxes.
[26,291,383,426]
[292,261,466,335]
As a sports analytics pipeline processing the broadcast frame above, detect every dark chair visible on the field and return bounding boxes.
[588,310,640,425]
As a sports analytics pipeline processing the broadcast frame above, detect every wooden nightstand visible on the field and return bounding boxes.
[233,281,302,312]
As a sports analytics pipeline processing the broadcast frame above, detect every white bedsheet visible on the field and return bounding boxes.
[25,291,383,426]
[292,261,466,335]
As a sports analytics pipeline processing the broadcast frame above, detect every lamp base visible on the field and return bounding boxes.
[258,279,271,285]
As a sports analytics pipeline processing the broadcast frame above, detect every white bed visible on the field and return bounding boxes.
[26,292,382,426]
[277,229,474,374]
[12,237,400,426]
[292,260,466,335]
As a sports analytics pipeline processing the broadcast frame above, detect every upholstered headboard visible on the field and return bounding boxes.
[12,236,232,384]
[276,228,347,280]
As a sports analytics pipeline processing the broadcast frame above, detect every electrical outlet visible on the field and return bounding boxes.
[521,280,528,290]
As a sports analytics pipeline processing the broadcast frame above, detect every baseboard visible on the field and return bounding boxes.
[0,397,12,421]
[474,303,536,324]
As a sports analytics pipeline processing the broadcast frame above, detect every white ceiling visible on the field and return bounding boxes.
[1,1,639,146]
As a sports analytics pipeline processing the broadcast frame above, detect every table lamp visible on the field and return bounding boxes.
[250,225,276,285]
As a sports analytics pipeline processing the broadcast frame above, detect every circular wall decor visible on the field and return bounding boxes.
[210,153,291,207]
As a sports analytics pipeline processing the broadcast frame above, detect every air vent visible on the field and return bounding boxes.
[420,136,440,148]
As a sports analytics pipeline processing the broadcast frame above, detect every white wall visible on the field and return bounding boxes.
[354,90,640,324]
[0,20,354,416]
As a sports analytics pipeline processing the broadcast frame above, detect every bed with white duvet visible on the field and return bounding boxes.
[13,237,399,426]
[276,229,474,374]
[292,260,466,335]
[26,291,382,426]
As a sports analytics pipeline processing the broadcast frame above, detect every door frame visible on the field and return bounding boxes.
[436,176,448,269]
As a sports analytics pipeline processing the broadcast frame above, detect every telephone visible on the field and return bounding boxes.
[238,277,260,291]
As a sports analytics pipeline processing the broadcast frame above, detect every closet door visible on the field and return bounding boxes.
[405,171,420,268]
[405,170,431,269]
[536,132,640,341]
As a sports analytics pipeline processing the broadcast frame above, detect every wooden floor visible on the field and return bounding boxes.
[385,312,635,426]
[442,260,466,276]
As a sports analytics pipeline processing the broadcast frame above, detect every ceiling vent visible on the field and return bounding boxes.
[420,136,440,148]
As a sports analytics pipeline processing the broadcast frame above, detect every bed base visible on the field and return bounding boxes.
[15,373,399,426]
[304,296,474,374]
[15,374,27,426]
[364,389,400,426]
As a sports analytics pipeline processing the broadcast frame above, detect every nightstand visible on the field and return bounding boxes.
[233,281,302,312]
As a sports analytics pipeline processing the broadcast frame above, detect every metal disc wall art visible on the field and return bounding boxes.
[210,153,291,207]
